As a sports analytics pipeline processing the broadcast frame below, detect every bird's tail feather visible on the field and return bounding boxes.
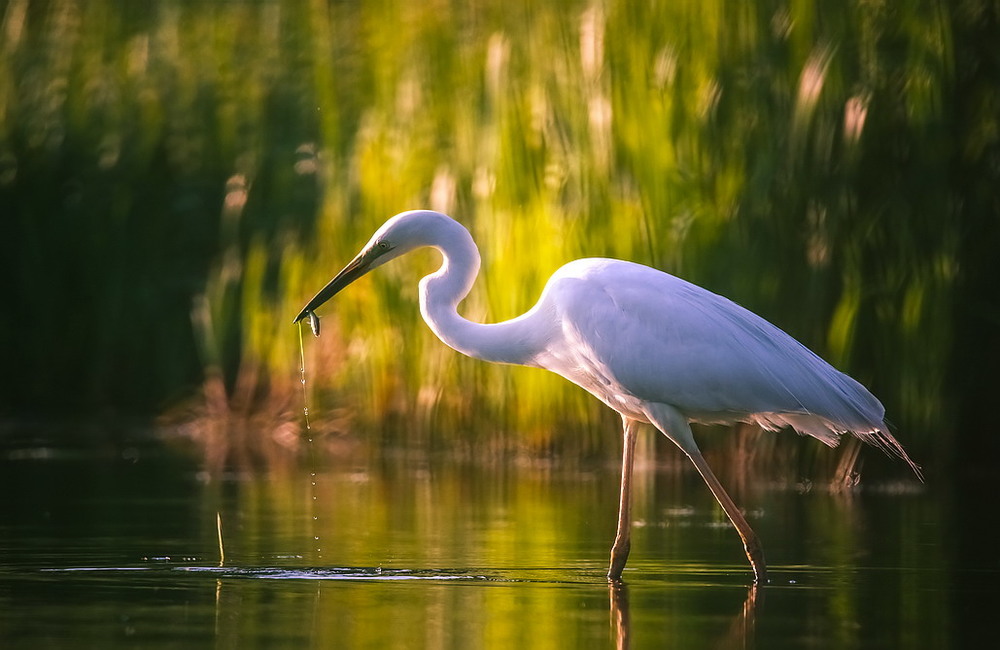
[852,427,924,481]
[751,412,923,481]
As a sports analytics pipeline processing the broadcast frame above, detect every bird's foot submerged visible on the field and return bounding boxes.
[607,538,631,582]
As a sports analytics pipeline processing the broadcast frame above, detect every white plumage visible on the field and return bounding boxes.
[295,210,921,583]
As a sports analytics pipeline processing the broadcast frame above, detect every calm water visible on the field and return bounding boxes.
[0,425,989,649]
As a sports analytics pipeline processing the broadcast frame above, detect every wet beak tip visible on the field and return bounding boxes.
[293,250,372,326]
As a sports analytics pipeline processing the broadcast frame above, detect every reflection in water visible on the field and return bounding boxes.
[214,579,223,643]
[610,579,759,650]
[69,564,761,648]
[722,584,758,650]
[609,581,630,650]
[0,434,954,648]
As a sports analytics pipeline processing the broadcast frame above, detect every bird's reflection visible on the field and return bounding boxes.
[609,580,759,649]
[608,580,631,650]
[721,583,759,649]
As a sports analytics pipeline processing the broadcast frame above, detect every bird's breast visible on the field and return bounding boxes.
[533,341,650,423]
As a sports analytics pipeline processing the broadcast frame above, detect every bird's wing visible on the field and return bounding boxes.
[545,259,885,436]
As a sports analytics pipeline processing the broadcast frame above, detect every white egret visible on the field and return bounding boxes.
[294,210,921,583]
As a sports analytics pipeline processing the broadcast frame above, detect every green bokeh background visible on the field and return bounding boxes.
[1,0,997,477]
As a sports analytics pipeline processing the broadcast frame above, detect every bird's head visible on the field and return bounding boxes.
[292,210,457,324]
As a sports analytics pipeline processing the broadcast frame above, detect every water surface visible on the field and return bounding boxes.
[0,426,977,648]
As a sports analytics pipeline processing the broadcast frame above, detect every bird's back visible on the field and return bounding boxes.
[532,258,913,460]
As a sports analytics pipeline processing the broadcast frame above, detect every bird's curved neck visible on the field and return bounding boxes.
[418,225,541,366]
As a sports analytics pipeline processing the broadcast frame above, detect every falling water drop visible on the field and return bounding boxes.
[298,320,322,561]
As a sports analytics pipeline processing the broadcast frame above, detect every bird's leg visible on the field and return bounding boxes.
[608,418,640,581]
[685,447,767,584]
[643,403,768,584]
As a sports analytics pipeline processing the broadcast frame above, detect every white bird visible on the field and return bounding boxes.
[294,210,921,583]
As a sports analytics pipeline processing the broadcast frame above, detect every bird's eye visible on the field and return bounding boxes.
[378,241,390,250]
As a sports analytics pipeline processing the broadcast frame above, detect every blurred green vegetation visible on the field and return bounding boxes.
[2,0,997,474]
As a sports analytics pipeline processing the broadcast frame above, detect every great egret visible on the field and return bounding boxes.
[294,210,921,583]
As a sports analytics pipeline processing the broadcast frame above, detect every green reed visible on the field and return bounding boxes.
[1,0,973,474]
